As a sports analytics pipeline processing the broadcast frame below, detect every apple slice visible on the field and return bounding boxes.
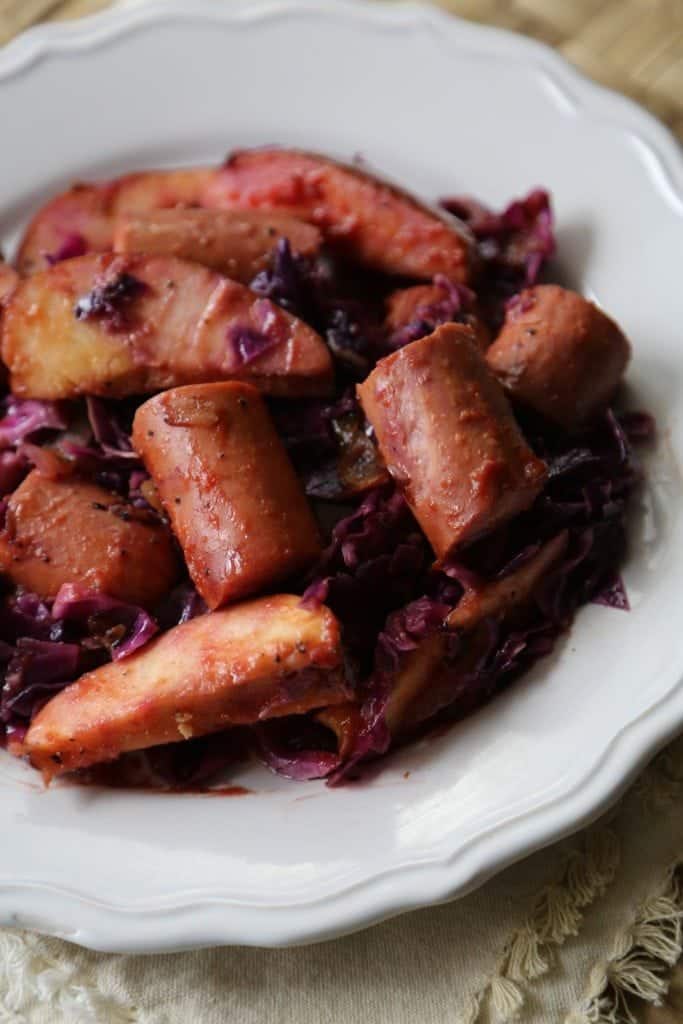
[21,594,349,779]
[15,167,215,274]
[205,148,476,282]
[385,532,568,734]
[2,253,333,399]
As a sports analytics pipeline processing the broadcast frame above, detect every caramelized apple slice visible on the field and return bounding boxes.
[15,168,215,274]
[22,595,349,778]
[205,148,476,282]
[385,533,568,734]
[2,253,333,399]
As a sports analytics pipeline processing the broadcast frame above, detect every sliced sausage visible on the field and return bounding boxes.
[385,283,490,350]
[486,285,631,429]
[132,383,322,609]
[113,208,322,282]
[357,323,547,560]
[0,470,179,607]
[2,253,333,399]
[16,168,215,274]
[205,148,476,282]
[20,594,349,778]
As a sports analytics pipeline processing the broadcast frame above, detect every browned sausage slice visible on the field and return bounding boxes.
[0,470,179,607]
[2,253,333,399]
[15,168,215,274]
[20,595,349,778]
[205,148,476,282]
[357,323,547,560]
[486,285,631,429]
[113,208,322,282]
[133,383,322,609]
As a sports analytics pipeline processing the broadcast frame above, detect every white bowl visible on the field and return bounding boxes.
[0,0,682,953]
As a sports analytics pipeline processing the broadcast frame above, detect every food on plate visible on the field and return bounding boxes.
[0,261,18,307]
[205,148,476,282]
[1,253,333,399]
[0,148,648,789]
[16,168,215,274]
[301,401,390,501]
[17,152,475,283]
[385,282,489,350]
[385,530,568,733]
[0,470,179,606]
[446,530,569,631]
[114,208,322,282]
[486,284,631,429]
[20,595,347,778]
[357,324,547,560]
[132,382,321,608]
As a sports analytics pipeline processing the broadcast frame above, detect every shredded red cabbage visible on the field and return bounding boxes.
[441,189,555,328]
[254,717,341,781]
[322,407,647,781]
[228,325,280,365]
[0,397,66,449]
[387,276,477,351]
[44,232,87,266]
[250,240,384,378]
[74,272,148,331]
[52,583,158,661]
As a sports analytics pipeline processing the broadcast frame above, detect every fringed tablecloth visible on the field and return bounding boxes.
[0,2,681,1022]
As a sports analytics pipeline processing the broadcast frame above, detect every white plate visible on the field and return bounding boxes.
[0,0,682,954]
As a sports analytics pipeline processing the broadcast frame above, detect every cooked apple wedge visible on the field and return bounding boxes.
[114,208,322,281]
[385,532,568,734]
[15,168,215,274]
[205,148,476,282]
[2,253,333,399]
[446,531,568,631]
[22,595,349,778]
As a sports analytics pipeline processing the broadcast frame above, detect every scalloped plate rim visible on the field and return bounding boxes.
[0,0,681,953]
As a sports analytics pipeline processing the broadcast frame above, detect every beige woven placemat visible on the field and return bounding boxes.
[0,3,682,1023]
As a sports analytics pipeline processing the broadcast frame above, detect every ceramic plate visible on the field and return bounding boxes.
[0,0,682,953]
